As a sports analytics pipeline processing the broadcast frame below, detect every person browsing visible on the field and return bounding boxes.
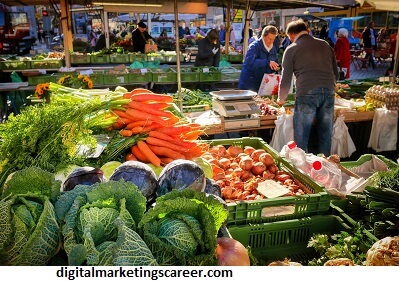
[334,28,351,79]
[277,19,339,156]
[238,25,280,91]
[194,29,220,67]
[132,21,153,53]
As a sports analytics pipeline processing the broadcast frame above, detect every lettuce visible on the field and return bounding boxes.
[138,189,228,266]
[0,194,61,265]
[55,180,157,266]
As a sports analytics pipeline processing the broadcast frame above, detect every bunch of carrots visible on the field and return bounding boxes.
[109,88,208,167]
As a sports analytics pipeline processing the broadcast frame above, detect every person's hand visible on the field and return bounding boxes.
[212,47,219,54]
[276,98,286,106]
[270,61,280,71]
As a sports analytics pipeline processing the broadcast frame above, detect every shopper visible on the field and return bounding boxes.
[362,21,377,68]
[219,24,226,46]
[194,29,220,67]
[238,25,280,91]
[277,19,339,156]
[334,28,351,79]
[132,21,153,53]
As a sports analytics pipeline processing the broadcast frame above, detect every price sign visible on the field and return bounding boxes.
[140,68,147,73]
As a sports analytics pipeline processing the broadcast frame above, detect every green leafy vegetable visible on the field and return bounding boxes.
[55,180,154,266]
[1,166,61,202]
[307,226,374,266]
[0,194,61,265]
[138,189,228,266]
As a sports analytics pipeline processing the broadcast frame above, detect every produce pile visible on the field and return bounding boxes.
[0,161,233,266]
[0,85,206,186]
[202,144,306,202]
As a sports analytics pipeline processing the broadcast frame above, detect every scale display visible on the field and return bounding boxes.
[212,99,260,117]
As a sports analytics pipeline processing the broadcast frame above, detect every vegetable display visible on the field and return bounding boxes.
[0,194,61,265]
[138,189,228,266]
[365,236,399,266]
[54,180,154,266]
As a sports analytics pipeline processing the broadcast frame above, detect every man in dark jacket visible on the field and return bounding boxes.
[362,21,377,68]
[277,19,339,156]
[132,21,153,53]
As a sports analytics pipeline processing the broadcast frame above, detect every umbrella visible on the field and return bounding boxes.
[355,0,399,81]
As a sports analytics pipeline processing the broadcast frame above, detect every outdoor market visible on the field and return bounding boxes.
[0,0,399,268]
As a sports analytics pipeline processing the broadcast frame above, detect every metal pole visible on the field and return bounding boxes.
[174,0,182,111]
[243,0,251,57]
[225,1,231,55]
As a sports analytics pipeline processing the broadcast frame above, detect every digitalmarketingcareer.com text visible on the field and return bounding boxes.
[56,267,234,280]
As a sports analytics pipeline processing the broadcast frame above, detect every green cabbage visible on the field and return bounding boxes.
[55,180,157,266]
[0,194,61,265]
[138,189,228,266]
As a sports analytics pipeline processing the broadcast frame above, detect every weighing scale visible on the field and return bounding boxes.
[210,90,261,130]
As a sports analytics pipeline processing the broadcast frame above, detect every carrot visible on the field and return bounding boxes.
[145,136,188,153]
[125,153,137,161]
[170,139,197,149]
[181,130,204,141]
[131,145,149,163]
[146,102,171,111]
[130,126,144,134]
[112,122,126,130]
[112,109,135,121]
[125,108,167,125]
[126,120,153,130]
[159,157,174,165]
[137,140,161,167]
[148,130,176,142]
[123,88,153,99]
[147,144,186,160]
[155,124,192,136]
[130,93,173,103]
[181,144,207,160]
[128,100,177,119]
[141,122,163,132]
[120,129,133,137]
[116,117,135,125]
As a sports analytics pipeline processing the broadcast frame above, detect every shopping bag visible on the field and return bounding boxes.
[368,108,398,152]
[144,44,158,53]
[331,114,356,158]
[257,73,281,96]
[270,112,294,152]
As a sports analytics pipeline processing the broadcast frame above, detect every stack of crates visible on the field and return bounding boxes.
[203,137,375,264]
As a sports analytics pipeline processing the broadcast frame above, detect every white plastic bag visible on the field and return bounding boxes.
[331,114,356,158]
[257,73,281,96]
[270,112,294,152]
[368,108,398,152]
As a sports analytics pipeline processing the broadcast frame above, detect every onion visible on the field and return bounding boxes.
[216,237,250,266]
[227,145,243,157]
[239,156,253,171]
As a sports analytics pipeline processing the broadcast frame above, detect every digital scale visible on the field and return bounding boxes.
[210,90,261,130]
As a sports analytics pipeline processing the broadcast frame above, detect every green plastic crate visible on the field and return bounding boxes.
[228,204,377,264]
[220,67,241,81]
[202,137,331,225]
[70,54,91,64]
[151,68,177,83]
[341,154,398,170]
[128,69,152,83]
[30,59,65,69]
[88,71,104,86]
[174,67,199,82]
[228,54,243,63]
[28,74,57,85]
[103,73,129,84]
[129,53,147,62]
[90,54,110,64]
[0,60,30,70]
[147,54,163,62]
[198,67,222,82]
[110,54,130,64]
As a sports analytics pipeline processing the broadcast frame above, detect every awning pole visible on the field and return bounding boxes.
[174,0,182,111]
